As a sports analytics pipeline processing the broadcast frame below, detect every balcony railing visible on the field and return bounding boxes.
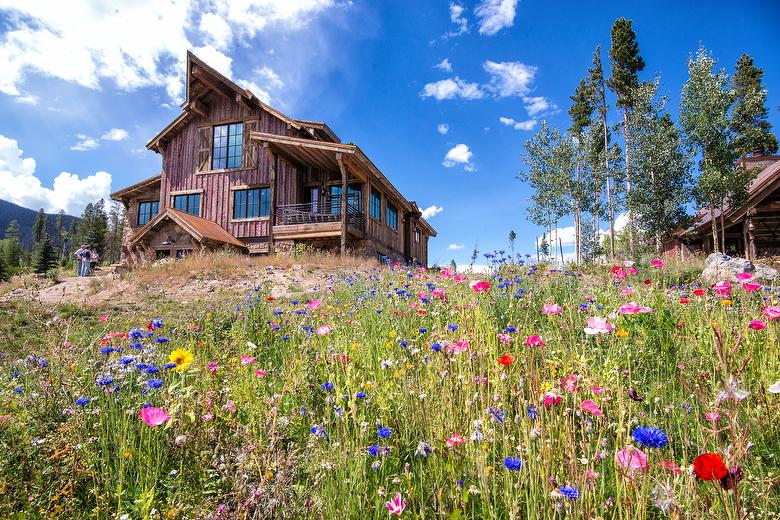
[276,196,366,231]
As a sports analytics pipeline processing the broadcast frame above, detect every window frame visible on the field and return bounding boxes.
[231,186,271,221]
[369,189,382,222]
[414,228,421,244]
[137,200,159,226]
[172,192,202,217]
[386,203,398,231]
[211,122,244,171]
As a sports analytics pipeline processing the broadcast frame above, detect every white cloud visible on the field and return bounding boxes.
[434,58,452,72]
[484,60,536,97]
[421,78,484,100]
[421,205,443,219]
[523,95,558,117]
[0,134,111,214]
[0,0,335,103]
[437,123,449,135]
[15,92,38,105]
[100,128,129,141]
[448,243,464,250]
[499,116,536,131]
[446,3,469,36]
[442,143,475,171]
[535,213,630,250]
[475,0,519,36]
[70,135,98,152]
[456,263,490,273]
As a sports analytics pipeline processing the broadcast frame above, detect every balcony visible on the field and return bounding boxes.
[273,197,366,240]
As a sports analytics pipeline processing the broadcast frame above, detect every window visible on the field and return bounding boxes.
[370,189,382,221]
[306,187,321,213]
[348,185,362,211]
[233,187,271,219]
[173,193,201,216]
[137,200,159,226]
[330,185,342,215]
[212,122,243,170]
[414,228,421,243]
[386,204,398,230]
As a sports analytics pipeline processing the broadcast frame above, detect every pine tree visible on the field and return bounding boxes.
[76,200,109,259]
[731,53,778,157]
[588,46,616,258]
[680,46,740,253]
[568,77,595,264]
[608,17,645,252]
[106,201,125,264]
[2,220,23,269]
[32,234,56,274]
[31,208,48,247]
[54,209,65,261]
[0,251,7,282]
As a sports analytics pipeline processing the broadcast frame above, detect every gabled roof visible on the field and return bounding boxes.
[110,174,161,201]
[129,208,245,249]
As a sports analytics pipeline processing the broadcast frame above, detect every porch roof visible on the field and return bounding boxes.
[110,174,161,201]
[129,208,245,249]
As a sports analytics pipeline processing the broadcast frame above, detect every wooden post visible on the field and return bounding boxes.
[265,144,277,254]
[337,153,348,255]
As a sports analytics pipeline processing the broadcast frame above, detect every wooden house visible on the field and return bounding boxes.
[663,155,780,259]
[111,52,436,266]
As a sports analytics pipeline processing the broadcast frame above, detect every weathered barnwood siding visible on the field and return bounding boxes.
[160,93,297,240]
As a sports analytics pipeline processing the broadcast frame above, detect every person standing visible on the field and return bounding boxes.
[74,244,86,276]
[90,249,99,272]
[80,246,92,277]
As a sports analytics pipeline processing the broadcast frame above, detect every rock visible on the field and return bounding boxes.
[701,253,780,286]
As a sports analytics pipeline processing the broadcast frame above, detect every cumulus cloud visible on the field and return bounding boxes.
[0,134,112,214]
[475,0,519,36]
[0,0,335,103]
[523,95,558,117]
[448,243,464,250]
[100,128,129,141]
[421,205,443,219]
[446,3,469,37]
[434,58,453,72]
[70,135,99,152]
[484,60,536,97]
[437,123,449,135]
[421,78,484,100]
[499,116,536,131]
[442,144,475,171]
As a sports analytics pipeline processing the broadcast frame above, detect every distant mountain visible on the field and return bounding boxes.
[0,199,79,249]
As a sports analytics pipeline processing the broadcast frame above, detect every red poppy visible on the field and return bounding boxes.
[497,354,515,366]
[643,279,652,285]
[610,266,623,274]
[693,453,728,480]
[266,296,276,301]
[693,289,706,296]
[679,297,690,304]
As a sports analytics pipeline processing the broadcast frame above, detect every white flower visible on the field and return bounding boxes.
[768,380,780,394]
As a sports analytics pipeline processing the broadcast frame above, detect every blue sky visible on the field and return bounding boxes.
[1,0,778,266]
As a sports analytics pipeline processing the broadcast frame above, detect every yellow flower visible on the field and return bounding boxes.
[721,299,733,307]
[264,470,275,480]
[485,465,494,474]
[616,329,629,337]
[123,450,132,460]
[169,348,193,372]
[389,330,397,338]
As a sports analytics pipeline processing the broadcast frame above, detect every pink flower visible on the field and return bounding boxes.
[138,407,170,427]
[446,433,465,448]
[737,272,752,281]
[650,258,665,268]
[222,400,236,414]
[660,460,683,474]
[99,314,109,323]
[742,282,762,292]
[705,411,720,422]
[616,445,648,472]
[623,260,635,267]
[525,335,546,348]
[627,267,638,275]
[440,268,454,278]
[618,302,653,315]
[584,317,615,335]
[497,333,513,344]
[307,299,321,310]
[620,289,634,296]
[712,280,732,297]
[202,413,214,422]
[255,369,268,377]
[543,391,562,407]
[469,280,491,292]
[316,325,332,336]
[432,287,446,299]
[542,303,563,315]
[581,399,603,417]
[208,362,218,375]
[749,320,767,330]
[560,374,580,392]
[446,340,470,355]
[453,274,466,283]
[763,305,780,320]
[591,385,605,394]
[385,492,406,516]
[63,341,72,348]
[241,354,256,366]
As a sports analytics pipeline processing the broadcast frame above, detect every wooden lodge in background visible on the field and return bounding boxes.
[112,52,436,266]
[663,155,780,260]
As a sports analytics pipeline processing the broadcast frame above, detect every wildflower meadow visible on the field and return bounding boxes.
[1,254,779,518]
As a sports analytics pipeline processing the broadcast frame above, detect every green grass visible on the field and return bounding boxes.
[0,258,779,519]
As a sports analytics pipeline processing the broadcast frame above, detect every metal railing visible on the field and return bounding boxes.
[276,196,365,231]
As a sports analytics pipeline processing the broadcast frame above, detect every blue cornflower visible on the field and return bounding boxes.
[129,328,144,340]
[367,445,380,457]
[14,386,23,393]
[97,376,113,386]
[505,326,517,333]
[447,324,458,331]
[504,456,523,471]
[100,347,115,355]
[145,365,160,375]
[119,357,134,365]
[418,327,427,334]
[377,427,392,439]
[75,397,90,407]
[147,378,163,389]
[37,358,49,367]
[431,343,442,352]
[155,337,169,343]
[356,391,366,399]
[488,406,506,424]
[400,340,408,347]
[310,425,327,439]
[527,404,538,420]
[631,426,668,448]
[321,381,334,392]
[10,370,20,378]
[150,318,164,329]
[164,363,177,369]
[559,486,579,499]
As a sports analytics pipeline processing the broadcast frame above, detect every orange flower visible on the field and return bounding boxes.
[497,354,515,366]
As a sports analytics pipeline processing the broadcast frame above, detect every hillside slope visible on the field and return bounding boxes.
[0,198,79,248]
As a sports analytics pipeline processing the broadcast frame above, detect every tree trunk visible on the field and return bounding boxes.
[575,157,581,264]
[719,206,726,254]
[710,207,718,254]
[623,107,633,255]
[602,116,615,258]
